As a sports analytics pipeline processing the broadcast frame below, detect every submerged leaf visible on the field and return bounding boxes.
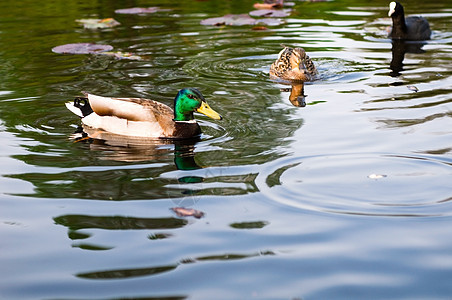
[254,3,280,9]
[201,14,257,26]
[101,51,143,60]
[52,43,113,54]
[115,7,160,14]
[368,174,387,179]
[407,85,419,92]
[171,207,205,219]
[254,0,295,8]
[252,26,269,30]
[76,18,121,29]
[256,18,284,26]
[249,9,291,17]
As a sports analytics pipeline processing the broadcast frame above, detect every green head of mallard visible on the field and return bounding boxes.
[173,88,222,122]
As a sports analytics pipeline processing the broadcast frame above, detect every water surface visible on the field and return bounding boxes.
[1,0,451,299]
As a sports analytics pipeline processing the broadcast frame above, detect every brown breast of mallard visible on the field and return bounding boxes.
[270,46,317,82]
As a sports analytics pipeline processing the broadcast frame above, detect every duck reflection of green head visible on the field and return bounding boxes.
[174,143,203,183]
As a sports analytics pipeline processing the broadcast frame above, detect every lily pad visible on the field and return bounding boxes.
[115,7,159,14]
[52,43,113,54]
[201,14,256,26]
[249,9,291,17]
[256,18,284,26]
[171,207,205,219]
[76,18,120,29]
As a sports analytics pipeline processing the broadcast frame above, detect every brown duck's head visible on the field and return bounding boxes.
[291,47,307,58]
[284,47,307,69]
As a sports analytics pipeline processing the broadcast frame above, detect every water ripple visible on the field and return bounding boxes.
[256,153,452,217]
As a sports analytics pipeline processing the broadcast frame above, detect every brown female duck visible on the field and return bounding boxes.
[270,46,317,82]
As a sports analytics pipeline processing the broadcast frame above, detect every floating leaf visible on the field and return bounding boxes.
[230,221,269,229]
[249,9,291,17]
[253,0,283,9]
[254,0,295,8]
[171,207,205,219]
[115,7,159,14]
[101,51,143,60]
[52,44,143,60]
[407,85,419,92]
[256,18,284,26]
[254,3,280,9]
[252,26,269,30]
[52,43,113,54]
[201,14,257,26]
[368,174,387,179]
[76,18,120,29]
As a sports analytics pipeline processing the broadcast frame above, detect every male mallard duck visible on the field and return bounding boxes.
[269,46,317,82]
[388,1,431,41]
[65,88,222,139]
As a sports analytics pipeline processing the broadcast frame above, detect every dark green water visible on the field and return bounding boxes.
[1,0,451,299]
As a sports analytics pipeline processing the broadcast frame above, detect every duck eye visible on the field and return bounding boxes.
[187,94,195,99]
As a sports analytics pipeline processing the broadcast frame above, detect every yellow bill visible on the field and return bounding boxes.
[196,101,222,120]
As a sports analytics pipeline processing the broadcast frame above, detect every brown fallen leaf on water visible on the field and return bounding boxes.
[76,18,120,29]
[407,85,419,92]
[253,0,284,9]
[252,26,269,30]
[101,51,143,60]
[254,3,279,9]
[368,174,387,179]
[171,207,205,219]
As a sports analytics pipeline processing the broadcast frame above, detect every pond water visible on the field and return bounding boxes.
[1,0,451,299]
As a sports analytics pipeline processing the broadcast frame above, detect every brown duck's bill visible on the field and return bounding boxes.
[196,101,222,120]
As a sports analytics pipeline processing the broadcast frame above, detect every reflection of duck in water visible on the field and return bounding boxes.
[71,129,207,218]
[388,1,431,41]
[389,39,426,77]
[73,126,202,165]
[285,83,306,107]
[270,46,317,82]
[65,88,222,139]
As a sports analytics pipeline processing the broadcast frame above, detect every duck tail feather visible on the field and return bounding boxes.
[66,97,93,118]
